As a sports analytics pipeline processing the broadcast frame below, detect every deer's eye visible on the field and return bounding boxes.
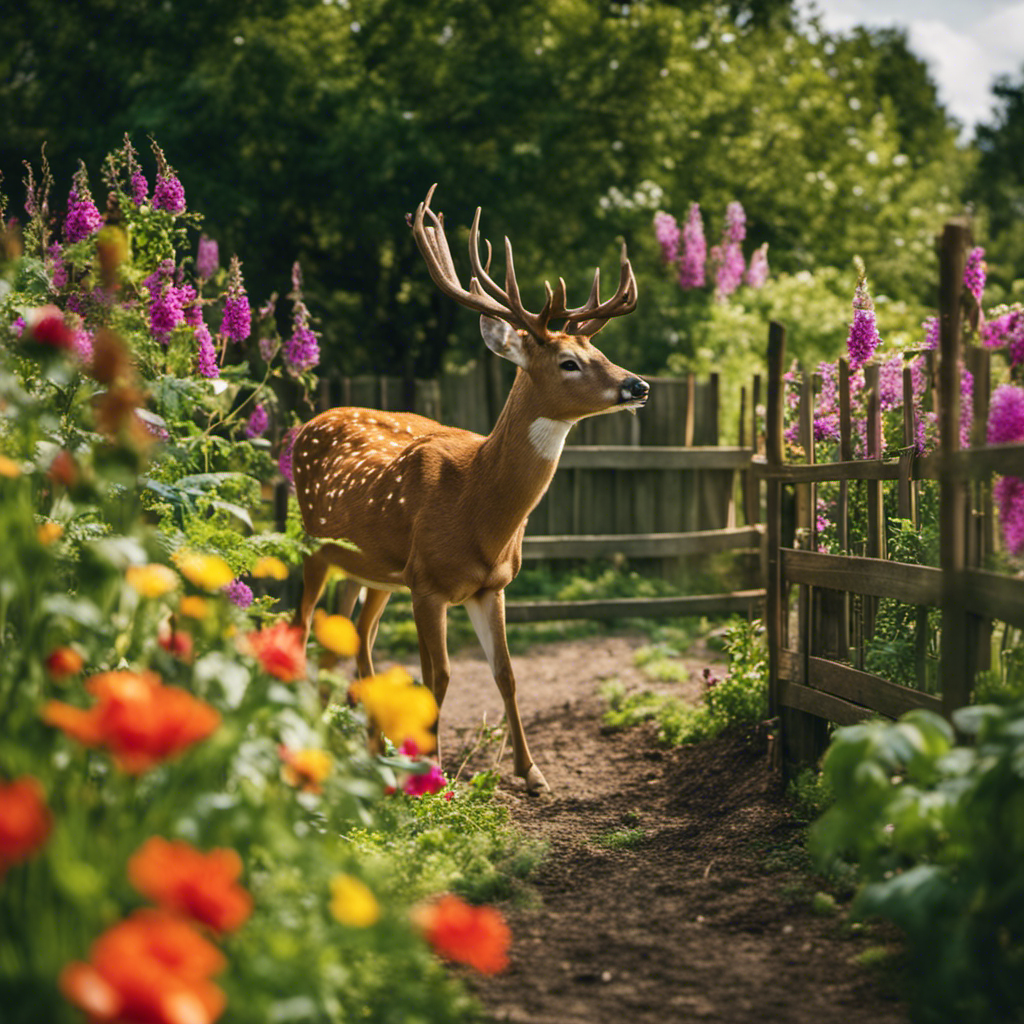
[560,359,581,372]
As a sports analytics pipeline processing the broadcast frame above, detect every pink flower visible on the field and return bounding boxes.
[678,203,706,289]
[744,243,769,288]
[403,764,447,797]
[653,212,680,266]
[847,271,880,369]
[988,385,1024,446]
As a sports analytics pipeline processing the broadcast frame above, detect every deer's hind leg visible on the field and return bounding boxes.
[355,587,391,679]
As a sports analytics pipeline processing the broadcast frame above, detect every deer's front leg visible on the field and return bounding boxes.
[465,590,550,794]
[411,593,451,762]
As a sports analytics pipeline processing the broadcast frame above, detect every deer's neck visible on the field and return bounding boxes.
[470,370,571,547]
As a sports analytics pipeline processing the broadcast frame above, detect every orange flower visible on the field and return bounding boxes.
[313,610,359,658]
[0,776,52,873]
[37,521,64,546]
[126,564,180,599]
[0,455,22,478]
[178,596,210,620]
[128,837,252,934]
[251,556,288,580]
[45,646,85,681]
[414,895,510,974]
[60,909,226,1024]
[44,671,220,774]
[48,449,79,488]
[245,622,306,682]
[279,746,332,793]
[351,667,438,753]
[173,550,234,592]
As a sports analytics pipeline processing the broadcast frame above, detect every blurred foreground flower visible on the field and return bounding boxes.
[0,777,52,875]
[37,522,63,545]
[222,577,253,609]
[45,646,85,681]
[60,909,226,1024]
[178,596,210,620]
[313,610,359,657]
[414,894,510,974]
[252,555,288,580]
[174,550,234,592]
[43,670,220,773]
[126,564,180,599]
[350,667,438,753]
[403,763,447,798]
[129,837,252,933]
[279,746,332,793]
[330,873,380,928]
[0,455,21,478]
[245,621,306,681]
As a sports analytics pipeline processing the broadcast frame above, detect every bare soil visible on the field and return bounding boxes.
[393,633,909,1024]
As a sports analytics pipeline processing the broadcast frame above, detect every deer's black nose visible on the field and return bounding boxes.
[622,376,649,401]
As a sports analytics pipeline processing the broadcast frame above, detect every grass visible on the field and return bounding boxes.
[591,827,647,850]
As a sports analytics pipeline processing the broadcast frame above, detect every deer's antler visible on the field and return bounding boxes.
[411,185,638,342]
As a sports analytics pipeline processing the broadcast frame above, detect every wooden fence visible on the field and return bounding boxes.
[282,360,766,621]
[764,220,1024,776]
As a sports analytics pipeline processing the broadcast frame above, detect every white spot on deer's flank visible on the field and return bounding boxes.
[528,417,571,461]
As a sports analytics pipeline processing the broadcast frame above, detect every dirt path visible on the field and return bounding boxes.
[391,634,909,1024]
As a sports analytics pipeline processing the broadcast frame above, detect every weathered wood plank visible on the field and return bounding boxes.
[781,549,942,604]
[806,657,942,717]
[960,569,1024,630]
[777,679,880,726]
[503,589,766,623]
[557,446,753,471]
[764,459,902,483]
[520,527,765,560]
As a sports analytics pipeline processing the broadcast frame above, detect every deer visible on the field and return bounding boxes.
[291,185,648,793]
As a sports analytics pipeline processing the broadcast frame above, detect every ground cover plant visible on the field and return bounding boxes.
[0,142,531,1023]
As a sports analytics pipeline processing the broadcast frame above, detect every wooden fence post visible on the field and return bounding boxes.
[938,220,972,717]
[766,322,786,733]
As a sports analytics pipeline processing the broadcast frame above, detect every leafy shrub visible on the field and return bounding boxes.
[810,705,1024,1023]
[0,141,521,1023]
[602,618,768,744]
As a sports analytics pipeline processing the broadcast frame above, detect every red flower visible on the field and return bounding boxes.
[158,629,194,661]
[0,777,52,874]
[245,622,306,682]
[60,909,226,1024]
[415,894,511,974]
[128,837,252,934]
[45,646,85,681]
[31,314,74,351]
[43,670,219,774]
[48,449,79,488]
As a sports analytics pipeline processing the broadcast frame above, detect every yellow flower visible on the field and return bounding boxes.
[353,667,438,753]
[37,522,64,546]
[252,556,289,580]
[280,747,332,792]
[173,549,234,592]
[313,610,359,658]
[178,596,210,620]
[126,564,179,599]
[0,455,21,478]
[329,874,380,928]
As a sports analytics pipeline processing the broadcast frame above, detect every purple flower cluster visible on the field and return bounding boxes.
[223,578,254,609]
[847,271,880,369]
[144,259,185,344]
[403,763,447,797]
[960,367,974,449]
[153,174,186,215]
[283,261,320,373]
[48,242,68,290]
[963,246,985,304]
[278,428,297,486]
[922,316,940,350]
[711,202,747,301]
[744,243,769,289]
[179,283,202,327]
[653,212,680,266]
[220,255,251,343]
[987,385,1024,446]
[65,165,103,243]
[195,323,219,378]
[981,307,1024,364]
[245,403,269,439]
[678,203,707,289]
[131,171,149,206]
[197,235,219,282]
[988,385,1024,554]
[149,137,186,215]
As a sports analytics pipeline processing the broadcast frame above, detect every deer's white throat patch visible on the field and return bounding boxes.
[528,417,571,461]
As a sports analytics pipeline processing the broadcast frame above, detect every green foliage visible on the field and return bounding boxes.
[810,705,1024,1022]
[0,141,523,1023]
[591,827,647,851]
[347,772,545,907]
[602,617,768,744]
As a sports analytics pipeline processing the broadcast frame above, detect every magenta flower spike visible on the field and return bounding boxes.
[245,403,269,439]
[65,163,103,243]
[195,323,219,378]
[678,202,706,289]
[846,259,880,369]
[220,255,251,343]
[197,235,220,282]
[283,261,320,373]
[744,243,769,288]
[149,137,186,214]
[653,211,681,266]
[963,246,985,304]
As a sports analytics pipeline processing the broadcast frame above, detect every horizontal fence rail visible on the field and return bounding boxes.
[505,589,765,624]
[520,526,764,561]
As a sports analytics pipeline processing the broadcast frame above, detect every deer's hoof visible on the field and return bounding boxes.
[522,764,551,795]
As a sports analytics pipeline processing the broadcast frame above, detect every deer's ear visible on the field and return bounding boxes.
[480,316,528,368]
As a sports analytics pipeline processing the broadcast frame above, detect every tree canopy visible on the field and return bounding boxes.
[0,0,979,379]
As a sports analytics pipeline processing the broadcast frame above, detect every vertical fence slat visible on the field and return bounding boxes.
[938,221,972,717]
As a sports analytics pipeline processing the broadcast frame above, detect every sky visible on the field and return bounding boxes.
[798,0,1024,133]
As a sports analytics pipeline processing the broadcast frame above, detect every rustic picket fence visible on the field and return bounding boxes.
[280,360,766,622]
[764,220,1024,776]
